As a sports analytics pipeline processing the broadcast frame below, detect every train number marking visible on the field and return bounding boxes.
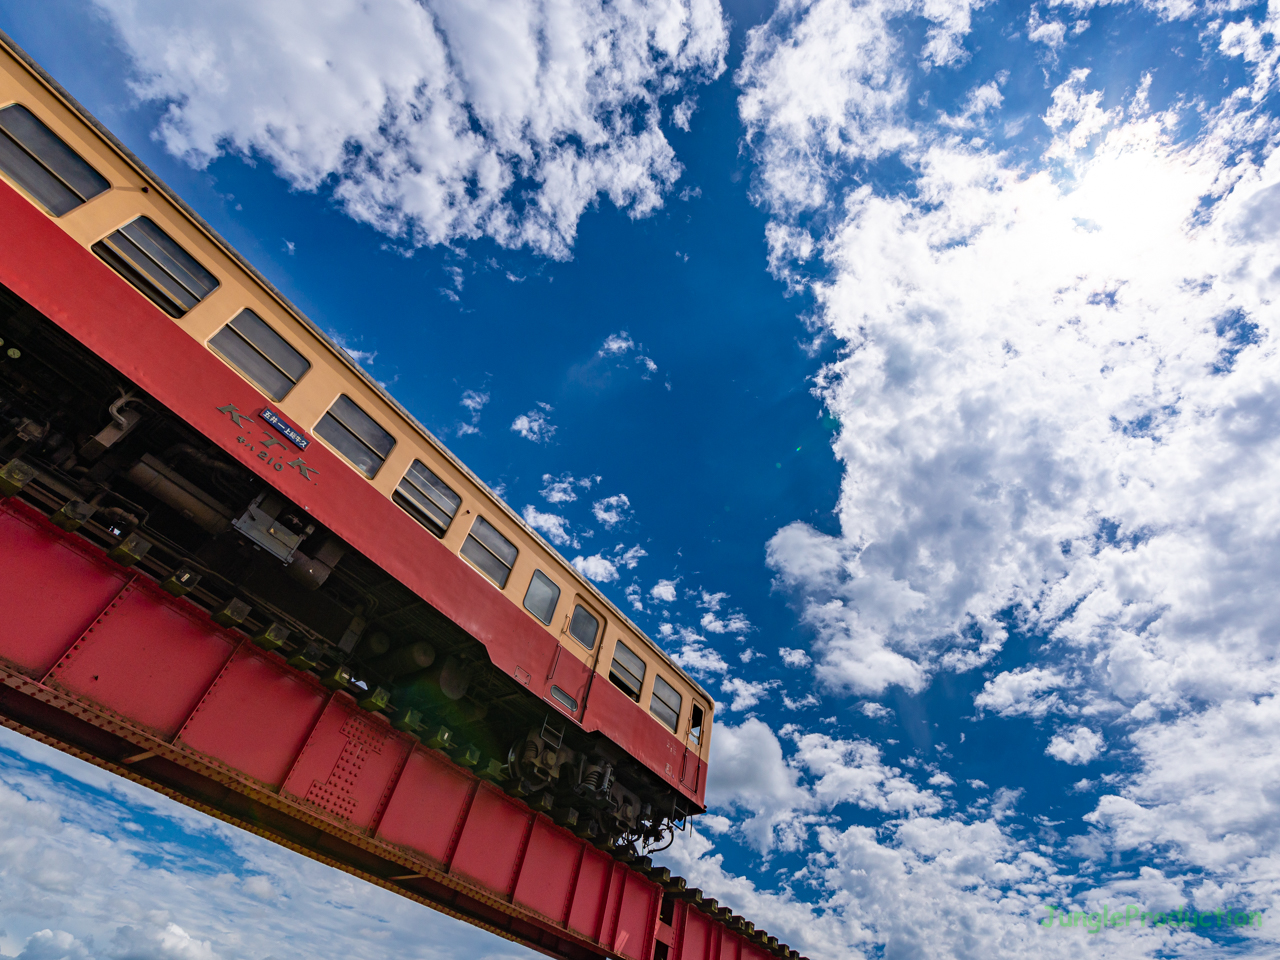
[218,403,319,484]
[216,402,253,427]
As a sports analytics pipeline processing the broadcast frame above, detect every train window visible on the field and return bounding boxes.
[208,309,310,401]
[650,675,682,732]
[609,641,646,703]
[689,703,705,746]
[394,460,460,537]
[0,104,108,216]
[523,570,560,624]
[461,516,517,588]
[92,216,219,318]
[569,605,599,650]
[550,685,578,713]
[315,394,395,478]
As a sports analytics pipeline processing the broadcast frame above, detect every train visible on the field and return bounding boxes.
[0,31,712,857]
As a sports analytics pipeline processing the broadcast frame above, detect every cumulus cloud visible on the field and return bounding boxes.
[0,730,513,960]
[94,0,729,259]
[650,578,679,602]
[616,544,647,569]
[17,930,92,960]
[973,668,1069,718]
[539,472,598,503]
[720,677,779,712]
[779,647,812,668]
[673,638,730,675]
[510,403,556,442]
[1026,7,1067,53]
[592,494,632,527]
[697,590,727,610]
[1046,727,1105,765]
[718,0,1280,953]
[700,611,752,635]
[703,719,943,854]
[598,332,636,356]
[571,553,618,582]
[522,504,577,547]
[110,923,220,960]
[752,16,1280,717]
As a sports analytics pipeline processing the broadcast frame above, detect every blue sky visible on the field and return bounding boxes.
[3,0,1280,958]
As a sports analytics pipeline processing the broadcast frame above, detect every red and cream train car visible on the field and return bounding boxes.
[0,29,712,852]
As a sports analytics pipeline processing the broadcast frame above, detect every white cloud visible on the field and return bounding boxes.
[671,94,698,131]
[783,692,820,710]
[1027,7,1067,52]
[697,590,728,610]
[510,403,555,442]
[725,0,1280,953]
[702,719,943,855]
[736,0,981,222]
[1086,696,1280,871]
[859,702,891,719]
[938,78,1004,130]
[616,544,647,569]
[0,730,518,960]
[522,504,577,547]
[459,389,489,417]
[700,611,752,634]
[592,493,632,527]
[457,388,489,435]
[539,472,598,503]
[719,677,779,712]
[109,923,221,960]
[1046,727,1105,765]
[1042,68,1122,158]
[672,639,729,675]
[95,0,729,259]
[973,668,1068,718]
[598,332,636,356]
[650,578,679,602]
[571,553,618,582]
[778,647,812,668]
[750,20,1280,721]
[330,332,377,367]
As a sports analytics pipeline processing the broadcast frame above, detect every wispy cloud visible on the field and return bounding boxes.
[598,331,636,357]
[510,402,555,443]
[540,472,599,503]
[456,388,489,436]
[522,504,578,548]
[592,494,632,528]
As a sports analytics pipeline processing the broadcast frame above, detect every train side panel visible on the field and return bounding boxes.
[0,175,705,806]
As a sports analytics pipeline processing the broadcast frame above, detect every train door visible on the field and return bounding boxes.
[544,596,602,720]
[680,700,707,791]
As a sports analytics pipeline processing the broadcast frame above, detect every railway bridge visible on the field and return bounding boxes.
[0,27,807,960]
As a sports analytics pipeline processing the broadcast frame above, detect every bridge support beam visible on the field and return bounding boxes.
[0,496,789,960]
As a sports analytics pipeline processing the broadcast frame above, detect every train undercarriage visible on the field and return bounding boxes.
[0,283,687,857]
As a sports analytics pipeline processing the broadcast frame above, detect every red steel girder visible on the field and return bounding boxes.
[0,497,792,960]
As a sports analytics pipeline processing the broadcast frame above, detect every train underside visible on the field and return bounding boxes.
[0,282,689,857]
